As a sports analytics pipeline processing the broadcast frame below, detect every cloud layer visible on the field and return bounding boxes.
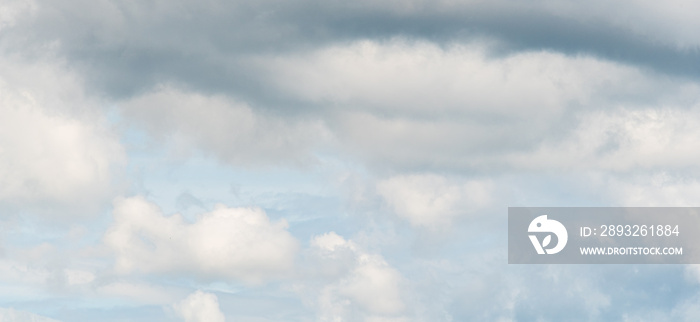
[2,0,700,321]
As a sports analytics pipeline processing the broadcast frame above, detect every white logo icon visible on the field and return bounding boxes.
[528,215,568,254]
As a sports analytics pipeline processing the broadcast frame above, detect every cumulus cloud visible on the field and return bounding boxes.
[0,54,124,214]
[118,85,330,166]
[173,290,226,322]
[377,174,492,229]
[104,196,299,283]
[298,232,408,321]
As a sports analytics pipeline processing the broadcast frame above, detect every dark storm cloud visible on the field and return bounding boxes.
[4,0,698,105]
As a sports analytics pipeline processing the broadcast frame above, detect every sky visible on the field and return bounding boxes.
[1,0,700,321]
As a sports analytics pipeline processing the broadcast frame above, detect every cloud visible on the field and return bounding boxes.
[297,232,408,321]
[118,85,330,166]
[0,260,50,290]
[0,308,60,322]
[525,0,700,49]
[0,241,98,298]
[8,7,699,174]
[104,196,299,283]
[260,40,700,172]
[0,0,35,31]
[3,1,700,320]
[509,108,700,172]
[6,0,700,104]
[96,281,182,306]
[0,53,125,214]
[62,269,95,286]
[263,40,608,118]
[377,174,492,229]
[173,291,226,322]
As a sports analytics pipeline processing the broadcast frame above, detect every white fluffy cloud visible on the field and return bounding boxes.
[377,174,492,229]
[0,54,124,213]
[104,196,299,283]
[299,232,408,321]
[118,85,330,166]
[173,290,226,322]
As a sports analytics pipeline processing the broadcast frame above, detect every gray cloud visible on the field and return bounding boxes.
[5,0,699,173]
[4,0,700,104]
